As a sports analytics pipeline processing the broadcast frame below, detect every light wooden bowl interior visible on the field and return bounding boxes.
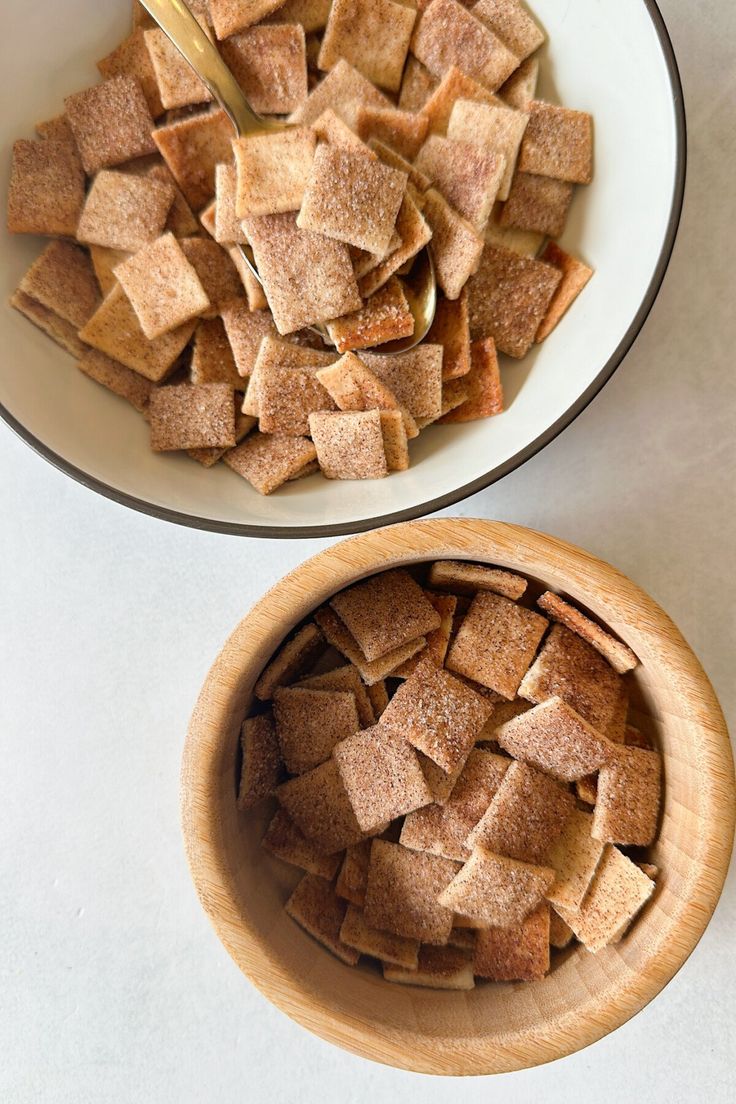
[181,519,735,1075]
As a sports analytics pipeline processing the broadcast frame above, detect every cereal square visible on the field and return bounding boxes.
[380,411,410,471]
[220,25,307,115]
[411,0,518,91]
[309,410,389,480]
[380,662,494,772]
[314,606,427,684]
[536,590,637,673]
[474,903,550,981]
[439,847,555,927]
[358,192,432,298]
[273,686,359,773]
[417,752,467,806]
[261,808,341,879]
[467,760,575,863]
[298,664,375,728]
[311,109,371,154]
[334,724,432,830]
[447,98,529,200]
[499,55,538,111]
[472,0,545,61]
[244,334,336,414]
[355,106,428,161]
[191,318,242,389]
[398,56,438,112]
[15,240,100,333]
[153,108,234,209]
[149,382,236,450]
[188,408,256,466]
[335,840,372,905]
[394,592,457,677]
[593,746,662,847]
[429,561,525,601]
[420,65,501,137]
[144,28,212,110]
[224,431,317,494]
[555,845,654,952]
[496,697,615,781]
[535,243,594,342]
[546,806,605,911]
[76,170,175,252]
[179,238,243,316]
[499,171,573,237]
[364,839,458,943]
[115,233,209,339]
[276,758,366,853]
[210,0,284,38]
[319,0,417,93]
[257,360,336,435]
[89,245,130,297]
[270,0,332,32]
[383,944,474,989]
[289,58,392,129]
[7,137,85,237]
[415,137,504,233]
[254,622,324,700]
[369,139,431,194]
[465,242,562,355]
[422,188,484,300]
[484,205,544,257]
[243,212,361,333]
[326,278,414,353]
[298,143,407,256]
[330,568,441,661]
[238,712,282,809]
[234,129,316,218]
[340,905,420,969]
[519,101,594,184]
[438,336,503,422]
[98,27,164,118]
[65,75,156,175]
[446,591,548,698]
[213,163,247,244]
[285,873,360,964]
[220,302,278,379]
[361,345,443,421]
[77,348,153,413]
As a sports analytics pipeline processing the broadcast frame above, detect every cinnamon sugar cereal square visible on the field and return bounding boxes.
[190,318,242,389]
[536,590,636,673]
[65,75,156,175]
[285,873,360,964]
[213,164,247,244]
[115,233,209,339]
[14,240,100,333]
[394,592,457,677]
[379,410,410,471]
[555,845,654,952]
[423,293,470,382]
[356,106,428,161]
[422,188,484,300]
[447,99,529,199]
[420,65,501,137]
[368,139,431,193]
[234,129,316,218]
[399,57,438,112]
[411,0,518,90]
[210,0,284,38]
[220,25,307,116]
[79,285,196,380]
[546,806,605,911]
[270,0,332,32]
[298,143,407,256]
[593,746,661,847]
[188,408,255,466]
[500,171,573,237]
[429,561,527,600]
[311,109,370,154]
[326,278,414,353]
[465,242,562,355]
[298,664,375,728]
[149,382,235,450]
[438,336,504,422]
[88,246,129,297]
[238,712,283,810]
[336,840,372,905]
[179,237,242,315]
[439,847,555,927]
[309,410,388,480]
[220,302,278,378]
[144,28,212,110]
[535,243,594,341]
[153,108,234,209]
[274,686,360,774]
[383,944,474,989]
[519,101,594,184]
[446,591,548,698]
[314,605,426,684]
[364,839,459,943]
[340,905,420,969]
[472,0,545,61]
[331,569,441,662]
[361,345,443,422]
[416,752,467,806]
[380,662,493,773]
[319,0,417,93]
[7,137,85,237]
[243,212,361,333]
[467,760,575,862]
[98,28,164,118]
[358,192,432,298]
[261,808,340,879]
[484,203,544,257]
[224,431,317,494]
[244,334,336,415]
[277,758,366,853]
[474,903,550,981]
[77,348,153,412]
[334,724,432,830]
[415,137,505,233]
[499,55,538,111]
[496,697,614,782]
[257,359,336,435]
[289,58,392,129]
[77,170,175,252]
[254,622,324,700]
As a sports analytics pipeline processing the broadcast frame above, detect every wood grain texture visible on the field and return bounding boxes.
[181,518,735,1075]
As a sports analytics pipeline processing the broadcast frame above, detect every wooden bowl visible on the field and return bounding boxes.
[181,519,735,1075]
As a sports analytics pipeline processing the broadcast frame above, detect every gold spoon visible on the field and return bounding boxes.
[139,0,436,354]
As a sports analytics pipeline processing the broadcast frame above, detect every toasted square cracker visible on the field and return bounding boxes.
[34,113,81,152]
[144,28,212,110]
[367,680,389,717]
[180,238,250,317]
[340,905,420,968]
[77,170,175,253]
[89,245,130,296]
[394,592,457,677]
[378,410,410,471]
[314,605,426,684]
[188,408,255,466]
[269,0,332,32]
[289,58,392,130]
[401,748,510,860]
[536,590,636,674]
[15,240,100,334]
[440,847,555,927]
[335,840,372,905]
[399,56,438,112]
[209,0,284,38]
[254,622,324,699]
[519,101,594,184]
[326,279,414,353]
[243,212,361,333]
[285,873,360,965]
[592,746,661,847]
[311,109,370,154]
[153,108,234,209]
[190,318,242,389]
[416,752,467,805]
[78,285,196,380]
[474,902,550,981]
[556,845,654,952]
[356,106,428,161]
[335,725,432,830]
[519,623,626,736]
[148,382,235,450]
[364,839,459,943]
[77,348,153,412]
[213,164,247,244]
[438,336,503,422]
[220,25,307,116]
[546,806,605,911]
[309,410,388,480]
[472,0,545,61]
[422,188,484,300]
[380,661,494,772]
[277,758,366,853]
[468,760,575,864]
[415,137,505,234]
[383,944,474,989]
[298,665,375,728]
[64,75,156,175]
[319,0,416,93]
[115,232,209,339]
[224,431,317,494]
[262,808,341,879]
[411,0,518,91]
[549,908,574,949]
[500,171,573,237]
[234,129,316,218]
[219,302,277,378]
[358,192,432,299]
[361,345,443,422]
[298,143,407,256]
[499,55,538,111]
[465,242,562,355]
[446,591,548,699]
[447,98,529,200]
[238,712,283,809]
[427,378,470,425]
[7,137,85,237]
[274,686,360,773]
[244,333,336,414]
[428,559,527,601]
[419,65,501,137]
[496,697,615,782]
[535,242,594,342]
[485,203,544,256]
[98,27,164,118]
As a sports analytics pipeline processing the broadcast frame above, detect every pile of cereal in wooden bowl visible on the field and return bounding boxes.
[7,0,594,494]
[239,561,661,988]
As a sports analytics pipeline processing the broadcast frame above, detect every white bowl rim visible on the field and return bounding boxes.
[0,0,686,540]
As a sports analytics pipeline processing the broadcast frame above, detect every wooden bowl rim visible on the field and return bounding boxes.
[181,518,735,1075]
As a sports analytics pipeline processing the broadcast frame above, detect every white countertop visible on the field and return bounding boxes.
[1,0,734,1099]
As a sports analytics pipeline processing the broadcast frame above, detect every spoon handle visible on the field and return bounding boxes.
[138,0,270,136]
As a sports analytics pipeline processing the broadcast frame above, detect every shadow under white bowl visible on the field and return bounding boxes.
[0,0,685,537]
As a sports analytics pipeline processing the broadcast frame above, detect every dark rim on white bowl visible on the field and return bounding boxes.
[0,0,687,539]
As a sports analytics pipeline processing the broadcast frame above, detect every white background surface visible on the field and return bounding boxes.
[1,0,734,1100]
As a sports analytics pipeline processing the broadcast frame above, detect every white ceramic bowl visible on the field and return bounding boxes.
[0,0,685,537]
